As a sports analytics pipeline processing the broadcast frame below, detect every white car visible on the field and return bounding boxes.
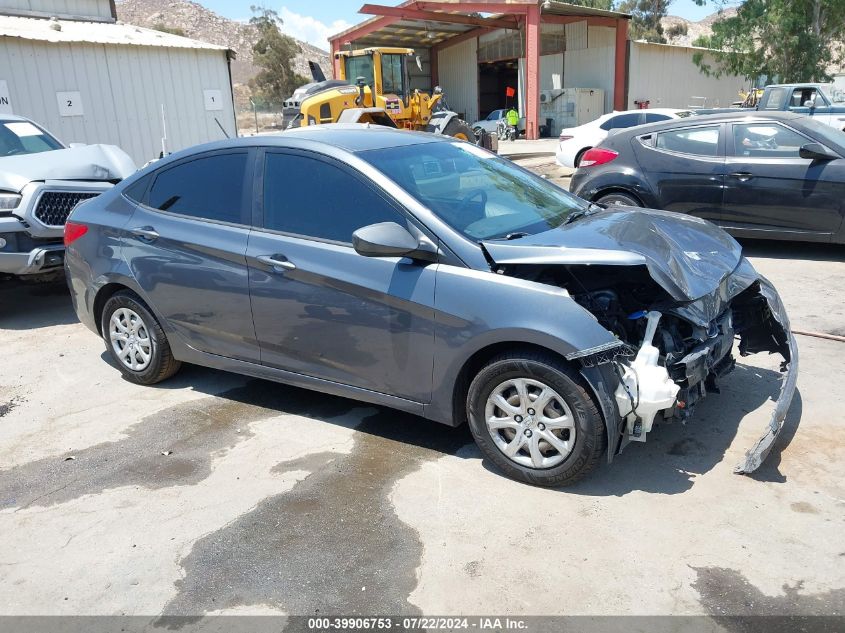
[471,109,526,135]
[556,108,695,168]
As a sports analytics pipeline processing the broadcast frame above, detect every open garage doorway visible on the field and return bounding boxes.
[479,59,519,119]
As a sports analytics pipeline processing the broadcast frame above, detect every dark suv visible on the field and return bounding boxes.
[65,125,796,485]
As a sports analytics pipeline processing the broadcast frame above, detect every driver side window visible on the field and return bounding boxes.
[731,123,809,159]
[262,152,406,243]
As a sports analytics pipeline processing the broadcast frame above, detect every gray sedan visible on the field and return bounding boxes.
[64,125,796,486]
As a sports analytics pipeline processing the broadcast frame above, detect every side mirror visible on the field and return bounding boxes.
[353,222,436,261]
[415,55,423,72]
[799,142,839,161]
[803,99,815,108]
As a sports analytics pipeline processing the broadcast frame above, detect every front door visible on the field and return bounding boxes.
[123,150,260,362]
[722,120,845,239]
[633,123,726,222]
[246,150,437,404]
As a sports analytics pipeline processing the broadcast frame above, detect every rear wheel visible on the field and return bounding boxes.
[101,291,181,385]
[442,118,475,142]
[466,351,606,487]
[596,192,642,207]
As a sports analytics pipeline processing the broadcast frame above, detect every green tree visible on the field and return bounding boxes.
[616,0,707,43]
[692,0,845,82]
[563,0,615,9]
[249,6,309,108]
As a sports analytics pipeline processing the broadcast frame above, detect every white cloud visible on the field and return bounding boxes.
[277,6,352,49]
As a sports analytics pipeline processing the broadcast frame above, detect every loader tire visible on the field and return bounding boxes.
[442,118,475,142]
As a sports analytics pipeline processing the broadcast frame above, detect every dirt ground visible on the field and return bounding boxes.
[0,216,843,622]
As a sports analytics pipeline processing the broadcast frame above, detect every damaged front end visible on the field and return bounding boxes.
[484,222,797,475]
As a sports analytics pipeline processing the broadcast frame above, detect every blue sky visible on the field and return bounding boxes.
[201,0,727,49]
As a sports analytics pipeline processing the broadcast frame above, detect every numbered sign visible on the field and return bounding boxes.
[0,80,11,114]
[203,89,223,111]
[56,91,84,116]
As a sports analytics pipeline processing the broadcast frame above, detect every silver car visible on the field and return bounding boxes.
[64,124,796,486]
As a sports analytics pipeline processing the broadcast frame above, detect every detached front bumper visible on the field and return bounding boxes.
[733,277,799,474]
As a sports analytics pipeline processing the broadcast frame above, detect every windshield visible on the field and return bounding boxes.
[362,142,588,241]
[0,120,63,157]
[820,84,845,104]
[344,55,375,89]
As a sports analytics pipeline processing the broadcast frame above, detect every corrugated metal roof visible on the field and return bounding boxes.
[0,14,231,52]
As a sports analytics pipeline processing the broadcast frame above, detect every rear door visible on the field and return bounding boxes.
[632,123,726,222]
[245,149,437,403]
[721,120,845,239]
[123,150,260,362]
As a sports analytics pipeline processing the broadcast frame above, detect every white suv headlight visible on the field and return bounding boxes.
[0,192,22,211]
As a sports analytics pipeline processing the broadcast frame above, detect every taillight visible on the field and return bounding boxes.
[579,148,619,167]
[559,135,574,141]
[64,221,88,246]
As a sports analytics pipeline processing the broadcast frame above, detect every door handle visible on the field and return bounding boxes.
[729,172,754,182]
[130,226,159,241]
[256,254,296,271]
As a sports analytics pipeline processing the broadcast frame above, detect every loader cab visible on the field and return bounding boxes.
[339,48,413,102]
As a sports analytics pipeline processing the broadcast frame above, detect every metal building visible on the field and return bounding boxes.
[0,0,237,165]
[330,1,745,139]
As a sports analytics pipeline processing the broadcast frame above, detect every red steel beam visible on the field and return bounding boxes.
[360,4,518,29]
[416,1,530,14]
[524,3,540,140]
[614,17,628,110]
[329,15,398,44]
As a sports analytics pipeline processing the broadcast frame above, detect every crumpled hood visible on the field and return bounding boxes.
[481,207,742,302]
[0,144,137,192]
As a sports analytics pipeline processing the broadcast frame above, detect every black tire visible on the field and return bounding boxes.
[442,117,476,142]
[101,290,181,385]
[466,351,606,487]
[596,192,642,207]
[574,148,590,168]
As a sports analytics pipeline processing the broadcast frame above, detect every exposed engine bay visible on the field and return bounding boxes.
[492,259,797,472]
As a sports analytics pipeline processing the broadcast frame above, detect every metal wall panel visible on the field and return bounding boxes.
[564,44,615,112]
[628,42,746,110]
[564,21,587,51]
[1,0,112,20]
[437,36,478,124]
[0,38,235,165]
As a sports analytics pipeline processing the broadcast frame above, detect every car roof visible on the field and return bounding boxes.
[605,110,805,136]
[0,114,34,123]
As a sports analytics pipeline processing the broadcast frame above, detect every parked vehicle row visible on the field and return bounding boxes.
[64,125,796,486]
[555,108,695,168]
[570,111,845,244]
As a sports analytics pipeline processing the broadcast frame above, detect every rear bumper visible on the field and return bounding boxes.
[0,245,64,275]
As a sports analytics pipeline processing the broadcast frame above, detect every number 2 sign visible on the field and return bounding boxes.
[56,91,84,116]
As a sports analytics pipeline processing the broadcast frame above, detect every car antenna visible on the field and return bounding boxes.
[160,104,168,156]
[215,117,230,139]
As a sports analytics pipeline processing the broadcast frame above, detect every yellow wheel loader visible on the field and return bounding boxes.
[289,47,479,142]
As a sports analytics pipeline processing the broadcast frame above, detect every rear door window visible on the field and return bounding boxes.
[147,152,249,224]
[655,125,721,157]
[600,113,643,131]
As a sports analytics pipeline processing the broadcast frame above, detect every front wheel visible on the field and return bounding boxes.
[466,351,606,487]
[101,290,181,385]
[442,117,475,142]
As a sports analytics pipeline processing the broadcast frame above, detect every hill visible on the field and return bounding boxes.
[115,0,331,87]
